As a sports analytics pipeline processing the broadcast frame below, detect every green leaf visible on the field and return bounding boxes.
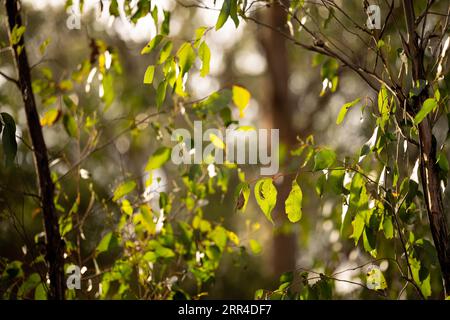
[366,267,387,290]
[351,211,365,245]
[96,232,118,254]
[157,41,173,64]
[254,178,277,223]
[313,149,336,171]
[11,25,26,45]
[383,215,394,239]
[437,151,449,173]
[143,65,155,84]
[161,10,171,35]
[1,112,17,167]
[141,35,163,55]
[34,283,47,300]
[194,90,232,114]
[232,85,251,118]
[63,95,77,112]
[113,181,136,201]
[378,85,389,116]
[199,41,211,77]
[102,73,114,110]
[18,273,41,297]
[194,26,208,47]
[156,80,168,108]
[216,0,231,30]
[63,113,78,138]
[216,0,239,30]
[363,227,377,257]
[285,180,303,223]
[145,147,172,171]
[414,98,437,125]
[209,226,228,251]
[249,239,262,255]
[176,42,196,76]
[336,98,360,124]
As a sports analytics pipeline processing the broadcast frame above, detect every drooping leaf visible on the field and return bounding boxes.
[143,65,155,84]
[216,0,231,30]
[1,112,17,167]
[63,114,78,138]
[158,41,173,64]
[199,41,211,77]
[232,85,251,118]
[254,178,277,223]
[235,182,250,212]
[176,42,196,76]
[145,147,172,171]
[285,180,303,223]
[156,80,168,108]
[161,10,171,35]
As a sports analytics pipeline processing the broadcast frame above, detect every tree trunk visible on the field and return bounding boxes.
[5,0,65,300]
[259,1,298,276]
[402,0,450,296]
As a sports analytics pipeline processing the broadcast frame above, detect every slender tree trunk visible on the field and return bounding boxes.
[402,0,450,295]
[259,1,297,276]
[5,0,65,299]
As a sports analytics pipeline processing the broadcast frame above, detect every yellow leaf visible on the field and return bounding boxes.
[232,85,251,118]
[40,108,61,127]
[209,133,225,149]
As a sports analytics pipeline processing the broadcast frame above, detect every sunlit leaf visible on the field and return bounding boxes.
[414,98,437,125]
[336,98,360,125]
[232,85,251,118]
[176,42,196,76]
[199,41,211,77]
[145,147,171,171]
[254,178,277,223]
[367,267,387,290]
[141,35,163,55]
[285,180,303,223]
[249,239,262,255]
[112,181,136,201]
[143,65,155,84]
[313,149,336,171]
[40,108,61,126]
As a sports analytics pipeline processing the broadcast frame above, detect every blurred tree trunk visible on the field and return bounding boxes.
[402,0,450,295]
[259,0,298,276]
[5,0,65,300]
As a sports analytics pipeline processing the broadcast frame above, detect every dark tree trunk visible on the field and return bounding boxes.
[402,0,450,296]
[259,1,298,276]
[5,0,65,300]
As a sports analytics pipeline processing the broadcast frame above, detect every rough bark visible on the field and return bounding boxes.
[5,0,65,299]
[402,0,450,295]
